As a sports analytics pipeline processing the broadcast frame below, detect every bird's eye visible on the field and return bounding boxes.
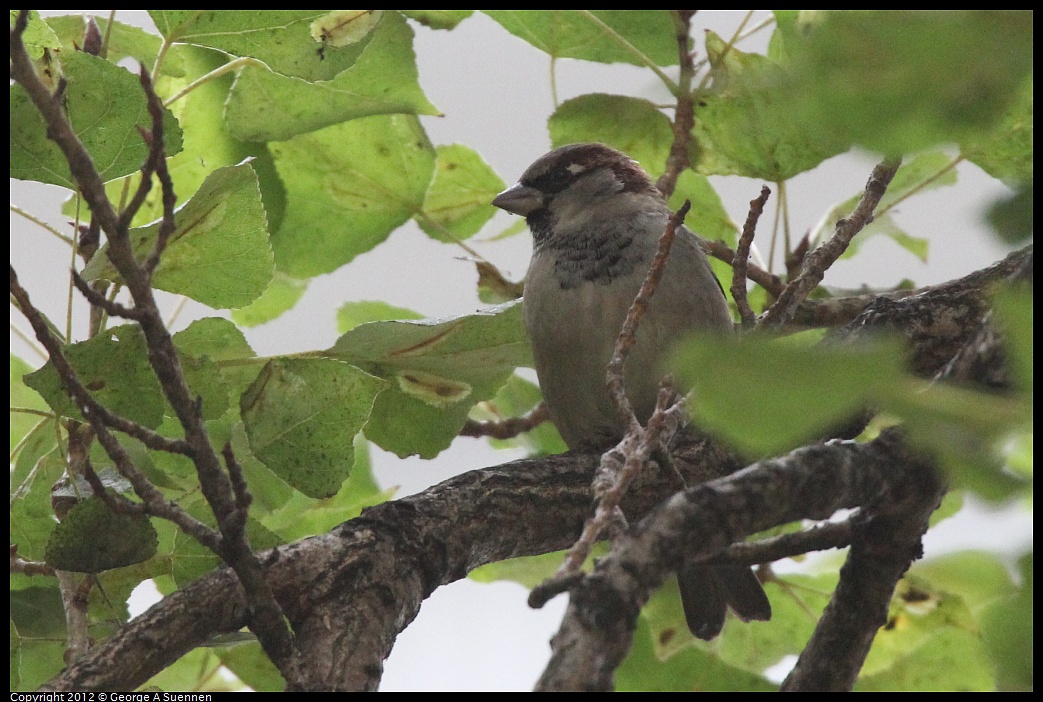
[533,167,573,193]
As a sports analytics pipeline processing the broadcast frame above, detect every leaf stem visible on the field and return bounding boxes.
[162,56,269,107]
[9,204,75,247]
[578,11,678,93]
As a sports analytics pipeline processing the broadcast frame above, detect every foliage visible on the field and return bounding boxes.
[9,9,1032,692]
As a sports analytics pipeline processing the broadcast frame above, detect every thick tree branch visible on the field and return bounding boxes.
[535,429,940,691]
[780,437,944,691]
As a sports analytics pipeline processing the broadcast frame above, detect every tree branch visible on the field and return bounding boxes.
[38,244,1028,691]
[780,437,944,691]
[11,12,303,683]
[655,10,697,198]
[731,185,771,328]
[459,401,550,439]
[535,428,940,691]
[760,158,902,329]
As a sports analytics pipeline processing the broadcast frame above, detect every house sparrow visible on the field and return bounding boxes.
[493,143,770,640]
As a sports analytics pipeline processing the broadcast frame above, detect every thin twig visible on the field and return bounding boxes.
[656,10,697,198]
[759,158,902,330]
[221,442,252,528]
[10,204,76,247]
[459,402,551,439]
[531,203,693,605]
[704,238,785,297]
[607,201,691,424]
[11,266,221,551]
[11,545,57,578]
[71,269,142,320]
[14,268,188,454]
[140,68,178,276]
[710,519,854,568]
[732,186,771,328]
[530,385,689,609]
[81,462,148,516]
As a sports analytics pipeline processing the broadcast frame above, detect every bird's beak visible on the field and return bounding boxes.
[492,183,543,216]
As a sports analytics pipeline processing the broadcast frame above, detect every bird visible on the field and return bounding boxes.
[492,142,771,640]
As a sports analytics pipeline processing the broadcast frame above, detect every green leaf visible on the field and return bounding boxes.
[174,350,229,421]
[172,317,255,362]
[910,551,1017,614]
[225,12,439,142]
[262,435,394,541]
[881,380,1030,501]
[10,585,66,691]
[218,644,282,693]
[618,617,776,692]
[960,77,1033,185]
[810,151,959,256]
[485,10,678,67]
[986,185,1033,245]
[671,335,905,456]
[839,213,930,263]
[337,300,423,334]
[240,358,387,498]
[667,169,739,247]
[158,45,285,218]
[11,451,66,563]
[62,44,285,231]
[10,51,183,189]
[980,553,1033,691]
[417,144,505,242]
[475,260,525,304]
[692,31,848,181]
[549,94,674,176]
[45,497,158,573]
[10,354,50,453]
[857,627,994,691]
[46,15,186,78]
[9,10,61,61]
[149,10,359,81]
[469,550,571,590]
[851,553,1017,690]
[24,325,165,428]
[328,301,532,457]
[990,288,1032,392]
[269,114,436,277]
[172,316,258,400]
[231,272,308,327]
[145,649,237,695]
[309,10,384,48]
[783,11,1033,155]
[470,373,567,455]
[170,496,285,586]
[401,10,474,30]
[82,162,273,309]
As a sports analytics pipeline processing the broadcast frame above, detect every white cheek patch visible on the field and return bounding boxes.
[566,162,586,175]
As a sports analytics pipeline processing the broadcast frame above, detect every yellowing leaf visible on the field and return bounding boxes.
[310,10,383,48]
